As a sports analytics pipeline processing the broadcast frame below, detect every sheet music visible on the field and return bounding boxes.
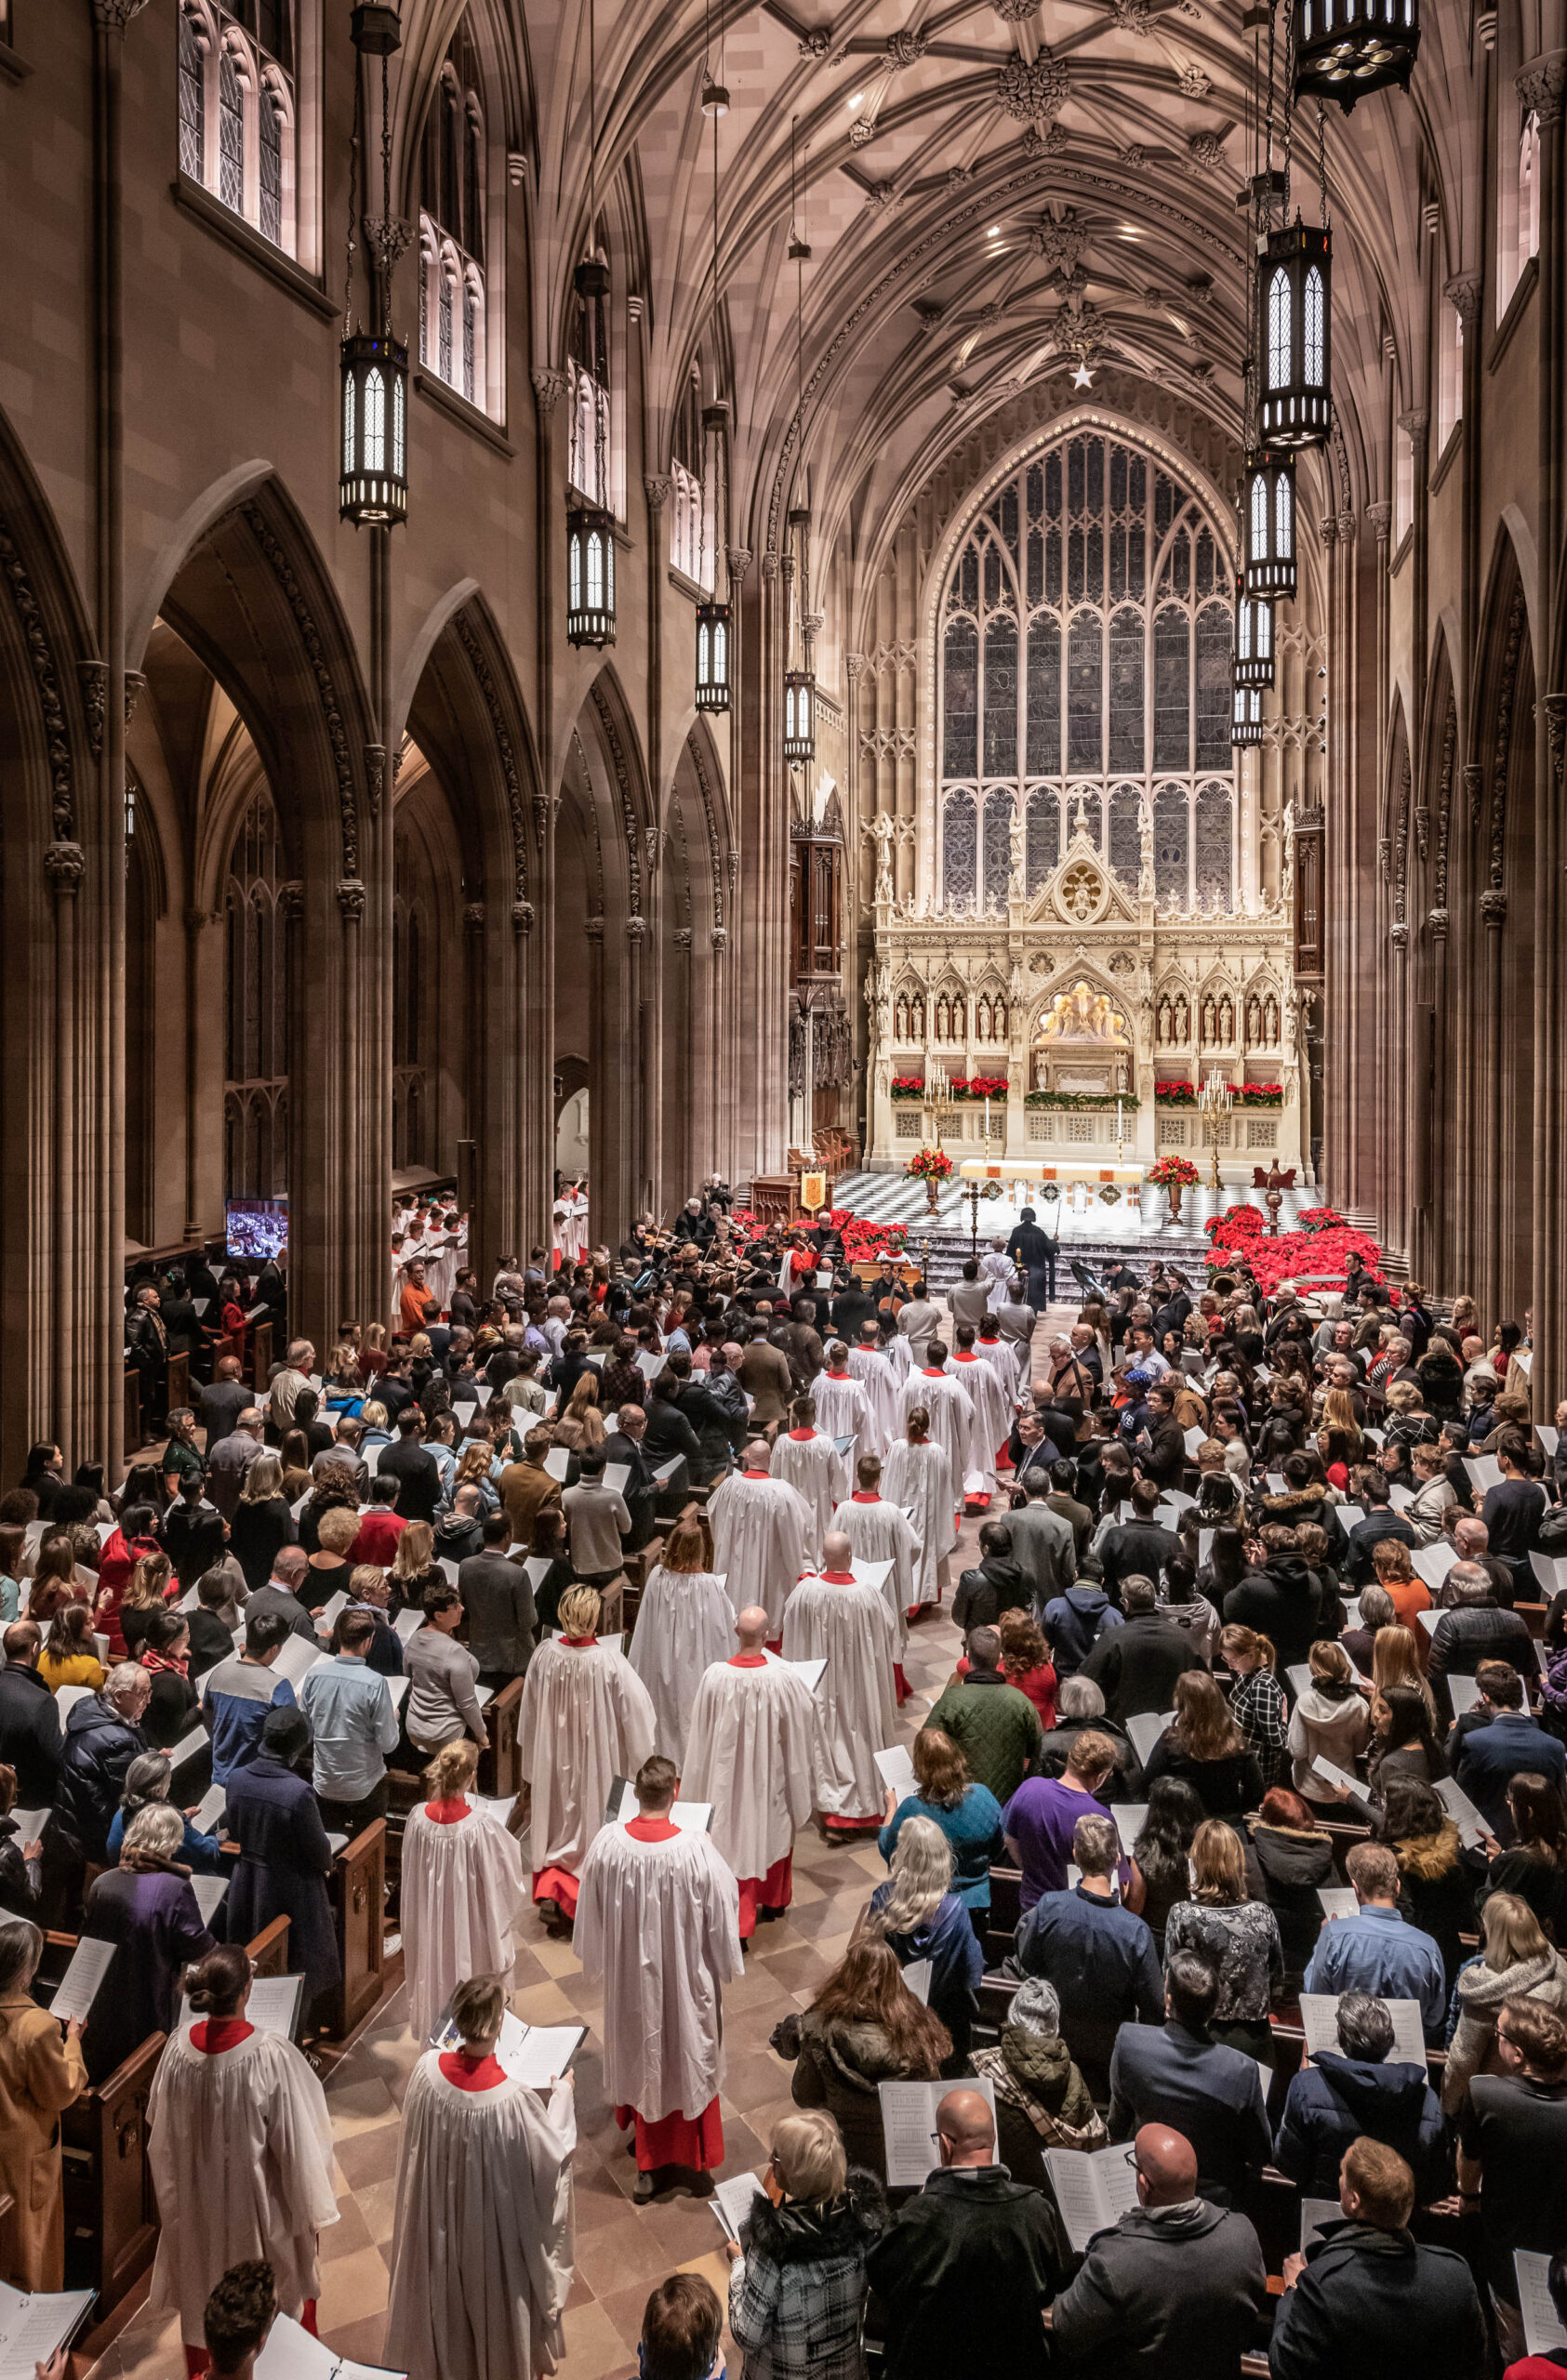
[1362,1426,1385,1446]
[1299,1993,1426,2065]
[1317,1886,1358,1920]
[190,1873,228,1924]
[1309,1755,1362,1800]
[54,1684,95,1725]
[166,1725,209,1772]
[1198,1528,1215,1565]
[386,1673,409,1712]
[522,1556,552,1588]
[1042,2144,1141,2254]
[1266,1473,1287,1494]
[436,1558,459,1586]
[787,1656,827,1694]
[1412,1540,1459,1592]
[317,1589,350,1630]
[289,1490,312,1521]
[1111,1803,1148,1857]
[452,1403,475,1428]
[650,1456,683,1484]
[1530,1551,1567,1596]
[192,1783,227,1833]
[48,1936,115,2026]
[710,2170,768,2243]
[1335,1503,1365,1529]
[1125,1710,1174,1767]
[394,1606,424,1641]
[901,1957,932,2004]
[473,1383,492,1407]
[874,1744,917,1803]
[604,1462,631,1496]
[1162,1488,1197,1513]
[1299,2197,1340,2253]
[1464,1455,1503,1494]
[325,1831,350,1854]
[833,1435,857,1456]
[7,1809,48,1844]
[634,1352,663,1381]
[1387,1484,1415,1511]
[0,2281,98,2378]
[1183,1426,1207,1457]
[501,2023,586,2088]
[542,1447,571,1483]
[879,2077,998,2188]
[1517,2251,1567,2356]
[1434,1775,1491,1848]
[1448,1673,1482,1716]
[272,1633,325,1687]
[1539,1423,1560,1457]
[851,1559,894,1595]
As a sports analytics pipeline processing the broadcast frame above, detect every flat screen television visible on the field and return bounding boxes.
[226,1198,288,1261]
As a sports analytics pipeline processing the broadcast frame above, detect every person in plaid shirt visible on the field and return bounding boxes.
[724,2111,885,2380]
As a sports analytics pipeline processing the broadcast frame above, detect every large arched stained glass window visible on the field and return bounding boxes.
[936,430,1239,913]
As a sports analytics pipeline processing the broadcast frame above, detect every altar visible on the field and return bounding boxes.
[958,1157,1144,1219]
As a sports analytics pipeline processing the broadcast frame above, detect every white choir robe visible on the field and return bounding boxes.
[385,2056,576,2380]
[948,1349,1016,1500]
[810,1368,874,1466]
[516,1637,657,1914]
[426,1234,458,1312]
[844,1345,900,1457]
[707,1467,815,1641]
[780,1573,897,1827]
[402,1796,529,2043]
[979,1250,1013,1310]
[770,1428,849,1554]
[563,1193,589,1264]
[680,1654,827,1932]
[899,1368,976,1507]
[829,1494,918,1692]
[146,2024,339,2345]
[883,1331,914,1382]
[576,1819,742,2162]
[551,1200,570,1263]
[882,1436,960,1613]
[976,1334,1020,1399]
[627,1565,736,1760]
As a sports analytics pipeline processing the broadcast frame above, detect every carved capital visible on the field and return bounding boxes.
[625,914,649,946]
[89,0,153,26]
[336,877,366,921]
[584,914,605,943]
[1388,920,1408,951]
[643,474,672,512]
[279,879,304,922]
[1365,500,1392,545]
[1319,515,1338,549]
[1397,407,1429,447]
[1444,271,1482,335]
[726,546,753,586]
[44,840,85,893]
[710,924,728,953]
[511,899,535,935]
[1517,52,1567,125]
[530,367,568,417]
[671,925,694,949]
[1336,509,1358,541]
[365,743,386,819]
[1481,887,1508,929]
[846,651,868,681]
[1543,691,1567,782]
[1428,906,1450,939]
[761,550,780,583]
[463,901,486,932]
[1463,761,1485,830]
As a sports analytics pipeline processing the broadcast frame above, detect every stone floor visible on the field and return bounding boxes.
[89,1469,1022,2379]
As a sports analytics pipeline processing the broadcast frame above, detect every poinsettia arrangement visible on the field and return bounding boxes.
[1147,1155,1201,1187]
[891,1077,925,1101]
[1204,1203,1266,1237]
[1296,1206,1347,1233]
[1154,1080,1199,1105]
[905,1146,955,1182]
[1234,1082,1284,1106]
[947,1076,1010,1101]
[1204,1213,1384,1292]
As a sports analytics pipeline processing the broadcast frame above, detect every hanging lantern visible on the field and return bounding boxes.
[1259,218,1332,449]
[565,258,617,647]
[1231,683,1266,747]
[782,498,816,769]
[1243,449,1297,600]
[339,332,409,525]
[1294,0,1419,112]
[1232,577,1275,690]
[694,403,731,712]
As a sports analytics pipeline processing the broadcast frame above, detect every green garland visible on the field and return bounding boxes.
[1023,1091,1140,1111]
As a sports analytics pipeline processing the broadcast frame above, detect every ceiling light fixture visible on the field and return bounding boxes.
[1070,360,1094,387]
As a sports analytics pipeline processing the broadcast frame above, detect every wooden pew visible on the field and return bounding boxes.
[166,1351,191,1416]
[477,1675,524,1804]
[321,1818,387,2041]
[250,1319,273,1394]
[985,1865,1023,1966]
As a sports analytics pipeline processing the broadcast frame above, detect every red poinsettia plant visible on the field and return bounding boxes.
[1155,1080,1199,1105]
[1205,1214,1384,1292]
[905,1146,955,1183]
[1203,1202,1266,1237]
[1233,1082,1284,1106]
[830,1209,909,1259]
[891,1077,925,1101]
[948,1076,1010,1101]
[1296,1206,1347,1233]
[1147,1154,1201,1187]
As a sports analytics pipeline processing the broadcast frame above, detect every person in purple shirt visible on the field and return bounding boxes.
[1003,1729,1119,1911]
[79,1801,217,2083]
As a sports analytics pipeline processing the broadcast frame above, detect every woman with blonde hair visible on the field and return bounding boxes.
[515,1584,656,1919]
[401,1739,527,2043]
[553,1372,605,1455]
[232,1450,296,1593]
[1287,1638,1372,1798]
[448,1437,499,1516]
[724,2109,886,2380]
[861,1816,981,2066]
[1162,1818,1283,2058]
[305,1501,360,1603]
[1442,1891,1567,2110]
[879,1727,1003,1918]
[1369,1624,1434,1716]
[881,1408,959,1612]
[1218,1624,1289,1789]
[117,1548,175,1660]
[1141,1670,1266,1819]
[626,1509,734,1761]
[390,1518,442,1614]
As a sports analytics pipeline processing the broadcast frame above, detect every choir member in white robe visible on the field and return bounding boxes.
[626,1512,736,1760]
[975,1316,1022,1399]
[560,1182,589,1264]
[680,1604,827,1936]
[575,1754,743,2198]
[770,1397,849,1553]
[145,1944,339,2361]
[425,1214,460,1312]
[978,1237,1014,1311]
[899,1342,975,1507]
[882,1321,914,1382]
[385,1974,576,2380]
[845,1323,901,1456]
[948,1325,1016,1504]
[781,1536,897,1835]
[516,1584,657,1918]
[810,1345,874,1464]
[830,1454,919,1701]
[402,1738,528,2043]
[707,1442,814,1646]
[883,1409,959,1616]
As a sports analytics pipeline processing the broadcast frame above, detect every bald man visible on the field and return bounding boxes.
[1046,2122,1267,2376]
[678,1605,828,1938]
[866,2087,1069,2380]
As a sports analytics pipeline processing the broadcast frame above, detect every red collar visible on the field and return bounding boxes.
[560,1633,596,1647]
[193,2016,254,2053]
[788,1428,815,1441]
[953,1353,977,1362]
[821,1569,856,1585]
[439,2049,507,2092]
[743,1469,769,1479]
[627,1815,680,1841]
[827,1369,849,1380]
[923,1368,944,1377]
[425,1796,470,1824]
[729,1653,768,1668]
[852,1492,881,1503]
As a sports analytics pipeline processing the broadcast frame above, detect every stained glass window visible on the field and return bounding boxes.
[219,45,245,214]
[1194,781,1233,908]
[936,432,1238,914]
[179,8,204,179]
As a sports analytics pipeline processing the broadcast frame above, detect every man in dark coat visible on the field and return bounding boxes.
[1079,1575,1201,1724]
[1006,1208,1058,1310]
[866,2088,1069,2380]
[222,1703,342,2018]
[0,1621,63,1805]
[1273,1992,1446,2202]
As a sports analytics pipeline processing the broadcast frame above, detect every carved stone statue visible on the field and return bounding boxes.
[870,810,896,905]
[1009,800,1027,893]
[1138,799,1155,899]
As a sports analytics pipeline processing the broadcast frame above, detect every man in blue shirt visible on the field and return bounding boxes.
[1452,1667,1566,1835]
[299,1610,401,1833]
[202,1611,299,1787]
[1302,1842,1447,2037]
[1012,1810,1162,2086]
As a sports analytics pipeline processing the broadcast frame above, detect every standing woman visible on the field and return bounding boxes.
[862,1817,981,2070]
[626,1511,735,1763]
[0,1919,86,2289]
[1218,1626,1290,1789]
[385,1973,577,2380]
[79,1804,217,2084]
[145,1942,339,2380]
[724,2110,886,2380]
[230,1454,296,1594]
[402,1740,526,2043]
